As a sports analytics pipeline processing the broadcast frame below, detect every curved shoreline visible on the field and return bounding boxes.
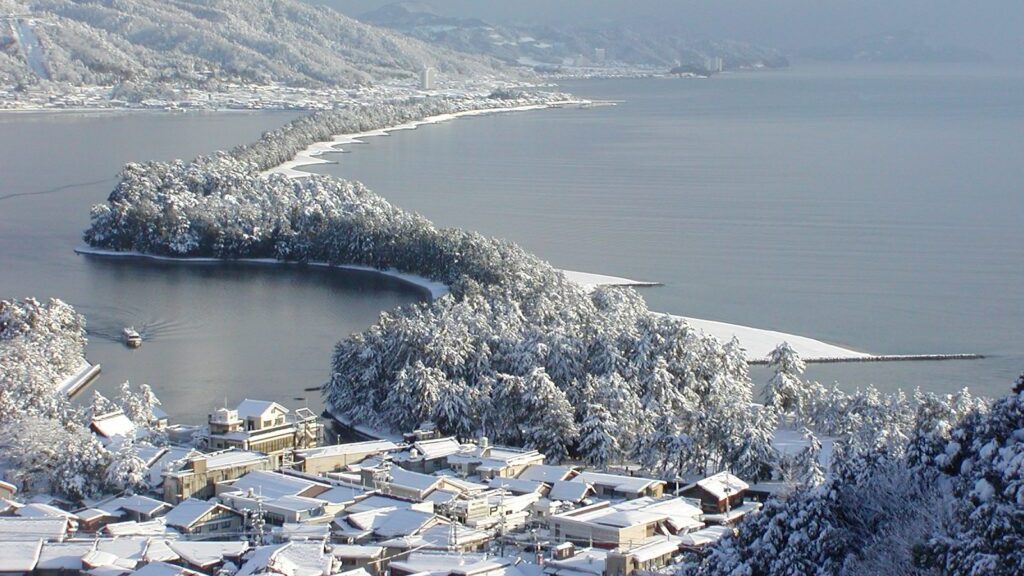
[74,246,450,300]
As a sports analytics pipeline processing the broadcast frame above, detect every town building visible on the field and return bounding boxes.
[294,440,399,474]
[207,400,322,468]
[164,499,244,536]
[163,449,270,504]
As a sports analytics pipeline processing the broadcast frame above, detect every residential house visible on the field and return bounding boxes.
[606,537,685,575]
[391,437,463,474]
[164,499,244,536]
[548,497,703,549]
[0,539,42,575]
[678,472,749,514]
[331,545,385,575]
[207,400,322,468]
[446,438,545,480]
[575,471,666,500]
[516,464,578,484]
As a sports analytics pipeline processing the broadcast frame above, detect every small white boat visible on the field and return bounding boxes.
[123,327,142,348]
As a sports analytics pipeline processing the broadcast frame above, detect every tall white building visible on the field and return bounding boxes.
[420,66,436,90]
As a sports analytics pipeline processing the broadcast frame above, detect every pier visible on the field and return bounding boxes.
[748,353,985,366]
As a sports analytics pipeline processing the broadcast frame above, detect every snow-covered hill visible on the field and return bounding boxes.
[0,0,508,92]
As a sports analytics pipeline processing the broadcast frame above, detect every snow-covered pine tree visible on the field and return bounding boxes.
[520,368,578,463]
[763,341,806,416]
[577,403,619,468]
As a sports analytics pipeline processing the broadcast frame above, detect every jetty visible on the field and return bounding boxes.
[56,360,101,397]
[748,353,985,366]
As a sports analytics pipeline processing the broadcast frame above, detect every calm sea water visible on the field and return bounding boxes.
[305,63,1024,398]
[2,63,1021,421]
[0,111,423,423]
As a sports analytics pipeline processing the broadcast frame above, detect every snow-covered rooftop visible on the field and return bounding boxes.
[575,471,665,495]
[695,472,749,501]
[315,484,366,504]
[295,440,398,459]
[489,477,546,495]
[236,399,287,420]
[132,561,201,576]
[549,479,593,502]
[164,499,222,529]
[517,464,577,483]
[99,494,170,517]
[229,470,324,500]
[0,539,42,571]
[168,541,248,568]
[91,412,137,439]
[104,518,171,537]
[38,541,97,571]
[0,516,67,541]
[388,466,442,495]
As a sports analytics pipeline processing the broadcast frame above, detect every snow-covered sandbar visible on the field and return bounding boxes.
[263,100,591,179]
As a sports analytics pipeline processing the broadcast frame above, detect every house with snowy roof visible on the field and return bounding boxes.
[446,437,546,480]
[163,449,271,504]
[236,541,333,576]
[0,515,69,542]
[164,498,244,536]
[35,541,98,575]
[574,471,666,501]
[605,535,690,575]
[14,502,79,533]
[331,544,384,575]
[389,551,542,576]
[543,546,608,576]
[0,539,43,574]
[89,409,142,446]
[208,400,322,468]
[391,437,463,474]
[293,440,400,474]
[678,472,749,514]
[547,496,704,549]
[95,494,172,523]
[516,464,578,484]
[102,518,174,538]
[166,540,250,573]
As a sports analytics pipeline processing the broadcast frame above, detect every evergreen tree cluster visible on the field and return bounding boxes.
[0,298,167,500]
[0,297,86,421]
[679,383,1022,576]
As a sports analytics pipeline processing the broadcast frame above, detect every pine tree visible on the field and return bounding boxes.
[577,403,619,468]
[763,342,806,416]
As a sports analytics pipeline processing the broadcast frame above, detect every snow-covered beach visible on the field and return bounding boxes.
[262,100,590,178]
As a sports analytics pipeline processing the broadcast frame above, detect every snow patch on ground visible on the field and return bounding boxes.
[263,101,589,179]
[74,247,450,300]
[562,268,868,361]
[560,269,660,290]
[773,427,835,469]
[673,315,870,362]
